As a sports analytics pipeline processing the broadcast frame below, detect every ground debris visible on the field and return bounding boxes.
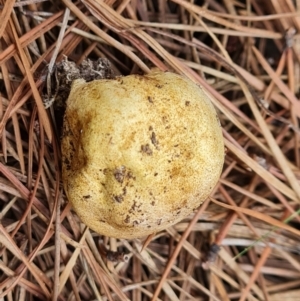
[47,57,114,108]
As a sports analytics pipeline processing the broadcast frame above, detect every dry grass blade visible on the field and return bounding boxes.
[62,0,150,72]
[52,191,62,301]
[252,46,300,116]
[151,201,210,300]
[210,198,300,237]
[58,227,88,295]
[0,11,63,66]
[218,248,265,300]
[171,0,283,38]
[1,0,300,300]
[0,224,51,298]
[0,0,16,39]
[225,139,298,201]
[8,20,52,141]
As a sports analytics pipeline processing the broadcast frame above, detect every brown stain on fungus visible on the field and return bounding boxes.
[113,195,124,203]
[124,215,130,223]
[130,200,142,211]
[114,166,126,183]
[151,132,159,148]
[141,144,153,155]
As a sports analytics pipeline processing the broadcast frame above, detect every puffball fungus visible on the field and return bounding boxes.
[62,70,224,239]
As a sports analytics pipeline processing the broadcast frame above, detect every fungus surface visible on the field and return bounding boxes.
[62,70,224,239]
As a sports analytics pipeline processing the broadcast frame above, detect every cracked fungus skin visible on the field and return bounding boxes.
[62,70,224,239]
